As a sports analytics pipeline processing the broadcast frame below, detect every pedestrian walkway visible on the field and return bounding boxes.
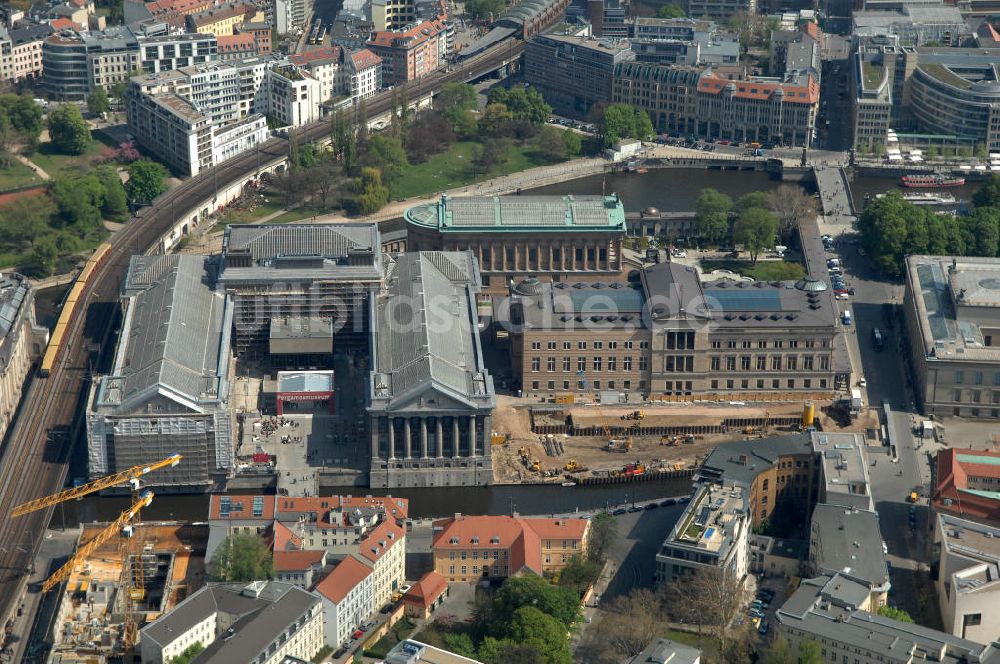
[14,154,50,181]
[814,166,856,225]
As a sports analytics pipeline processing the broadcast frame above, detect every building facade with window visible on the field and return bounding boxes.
[404,194,628,296]
[935,513,1000,643]
[932,448,1000,524]
[525,33,634,117]
[904,256,1000,419]
[431,514,590,582]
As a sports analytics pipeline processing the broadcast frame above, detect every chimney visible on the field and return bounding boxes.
[455,512,463,520]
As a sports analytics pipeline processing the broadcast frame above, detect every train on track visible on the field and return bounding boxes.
[39,242,113,377]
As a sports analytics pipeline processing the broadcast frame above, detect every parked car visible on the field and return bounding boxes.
[352,629,364,639]
[644,502,659,510]
[758,620,770,635]
[661,498,677,506]
[613,508,627,515]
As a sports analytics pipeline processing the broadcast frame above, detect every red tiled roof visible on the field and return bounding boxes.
[208,494,275,521]
[290,45,342,66]
[315,555,372,603]
[403,571,447,608]
[350,48,381,70]
[523,518,590,541]
[698,73,820,105]
[367,20,442,49]
[357,518,405,563]
[933,448,1000,522]
[270,521,302,552]
[274,549,326,572]
[50,18,76,30]
[217,33,255,52]
[801,21,821,43]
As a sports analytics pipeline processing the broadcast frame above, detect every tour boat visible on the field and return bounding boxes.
[900,174,965,188]
[876,192,957,205]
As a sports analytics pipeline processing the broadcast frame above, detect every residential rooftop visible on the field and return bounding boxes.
[937,513,1000,594]
[810,504,888,591]
[626,638,702,664]
[385,640,484,664]
[812,432,873,511]
[666,483,746,556]
[698,433,814,487]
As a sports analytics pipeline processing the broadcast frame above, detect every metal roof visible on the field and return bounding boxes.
[370,252,495,413]
[277,370,334,393]
[97,255,230,413]
[405,194,627,233]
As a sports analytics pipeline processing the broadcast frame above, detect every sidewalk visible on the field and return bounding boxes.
[13,154,50,181]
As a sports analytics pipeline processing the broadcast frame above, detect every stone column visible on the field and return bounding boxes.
[452,417,460,458]
[371,420,380,459]
[420,418,429,458]
[571,244,577,271]
[404,418,412,459]
[436,418,444,458]
[468,416,477,458]
[547,243,553,271]
[561,243,567,271]
[388,418,396,459]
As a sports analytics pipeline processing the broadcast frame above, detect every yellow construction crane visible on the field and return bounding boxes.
[42,490,154,593]
[12,453,181,517]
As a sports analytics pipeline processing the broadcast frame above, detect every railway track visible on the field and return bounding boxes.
[0,36,524,630]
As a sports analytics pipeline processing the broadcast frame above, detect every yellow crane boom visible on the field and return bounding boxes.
[12,454,180,517]
[42,490,154,593]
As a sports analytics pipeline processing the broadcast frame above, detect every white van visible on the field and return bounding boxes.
[842,310,852,325]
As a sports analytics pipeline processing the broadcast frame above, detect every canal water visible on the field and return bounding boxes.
[529,167,984,213]
[64,477,693,525]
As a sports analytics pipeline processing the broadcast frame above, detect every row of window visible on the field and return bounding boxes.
[529,379,647,391]
[530,340,649,350]
[953,370,1000,386]
[710,377,828,390]
[710,355,829,371]
[711,339,826,349]
[530,356,647,372]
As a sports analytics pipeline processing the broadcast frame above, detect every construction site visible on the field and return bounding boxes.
[48,523,207,663]
[490,397,881,484]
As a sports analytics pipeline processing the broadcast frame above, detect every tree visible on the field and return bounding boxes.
[478,639,543,664]
[657,3,685,17]
[168,642,205,664]
[536,125,567,162]
[766,184,815,239]
[438,83,477,113]
[509,606,572,664]
[584,589,666,662]
[973,174,1000,208]
[50,174,106,232]
[588,511,617,563]
[736,191,768,211]
[361,135,407,188]
[94,165,128,220]
[877,605,914,623]
[126,159,168,206]
[354,167,389,214]
[660,567,747,660]
[735,206,778,264]
[600,104,653,147]
[798,640,823,664]
[556,555,601,593]
[465,0,506,20]
[0,94,44,149]
[695,188,732,244]
[209,532,273,581]
[759,637,796,664]
[0,196,54,248]
[87,86,111,115]
[488,85,551,125]
[489,575,580,630]
[29,235,60,276]
[442,633,477,658]
[472,139,510,175]
[405,111,454,163]
[478,102,513,138]
[47,104,92,155]
[563,129,582,157]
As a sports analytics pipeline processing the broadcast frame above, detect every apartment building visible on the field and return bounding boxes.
[629,17,739,66]
[613,62,702,135]
[405,194,628,295]
[0,274,48,445]
[933,448,1000,524]
[186,0,263,36]
[137,32,217,73]
[0,23,51,83]
[86,255,234,489]
[289,46,382,103]
[697,433,817,527]
[42,29,139,101]
[368,252,496,489]
[371,0,416,31]
[211,113,269,164]
[139,582,324,664]
[366,19,444,85]
[812,431,874,512]
[655,483,751,584]
[776,573,1000,664]
[432,514,591,581]
[343,48,381,99]
[235,21,271,54]
[933,513,1000,643]
[315,556,374,646]
[686,0,755,22]
[904,256,1000,419]
[525,33,634,117]
[266,64,321,126]
[808,504,890,609]
[216,32,257,60]
[850,37,916,151]
[853,5,965,46]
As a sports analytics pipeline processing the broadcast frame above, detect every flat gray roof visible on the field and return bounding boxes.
[812,432,873,511]
[810,504,888,589]
[626,638,702,664]
[699,433,814,487]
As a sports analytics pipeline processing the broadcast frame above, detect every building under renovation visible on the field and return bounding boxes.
[86,255,234,489]
[217,224,384,358]
[368,252,496,488]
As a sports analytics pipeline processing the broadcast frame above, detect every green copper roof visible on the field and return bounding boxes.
[957,454,1000,466]
[958,488,1000,501]
[404,194,627,233]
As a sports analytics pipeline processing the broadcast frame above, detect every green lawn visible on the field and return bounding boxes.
[0,161,42,192]
[29,130,117,179]
[391,140,554,200]
[700,259,806,281]
[268,206,328,224]
[209,200,288,233]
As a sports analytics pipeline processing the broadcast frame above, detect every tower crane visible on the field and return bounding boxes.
[42,490,155,593]
[11,453,181,517]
